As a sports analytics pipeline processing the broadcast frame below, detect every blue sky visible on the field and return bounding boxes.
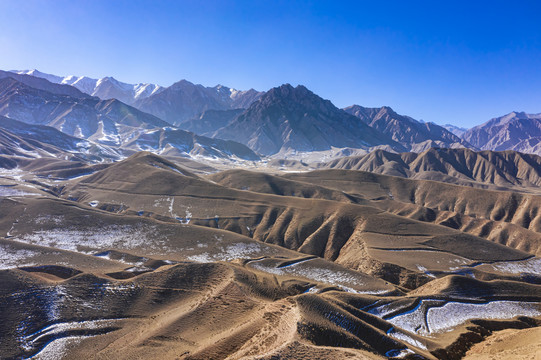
[0,0,540,127]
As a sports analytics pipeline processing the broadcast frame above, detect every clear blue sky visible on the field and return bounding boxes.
[0,0,540,127]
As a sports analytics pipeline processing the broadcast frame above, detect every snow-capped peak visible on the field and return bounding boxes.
[10,69,163,105]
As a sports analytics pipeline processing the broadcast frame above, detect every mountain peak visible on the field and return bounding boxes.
[344,103,471,151]
[170,79,198,90]
[263,83,314,101]
[210,83,400,155]
[464,111,541,151]
[10,69,162,105]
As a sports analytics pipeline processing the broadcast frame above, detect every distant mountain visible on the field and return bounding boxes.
[0,70,91,99]
[343,105,472,151]
[0,77,259,161]
[211,84,404,156]
[322,147,541,188]
[463,112,541,154]
[14,70,264,126]
[443,123,468,137]
[12,69,164,105]
[134,80,264,126]
[0,115,121,162]
[0,77,168,144]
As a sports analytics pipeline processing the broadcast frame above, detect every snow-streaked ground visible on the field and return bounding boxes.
[248,258,390,294]
[381,299,541,335]
[187,242,270,263]
[25,319,125,360]
[13,224,162,253]
[0,245,41,269]
[486,257,541,275]
[0,186,38,197]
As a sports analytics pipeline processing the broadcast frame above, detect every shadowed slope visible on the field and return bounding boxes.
[282,169,541,256]
[343,105,472,151]
[322,148,541,189]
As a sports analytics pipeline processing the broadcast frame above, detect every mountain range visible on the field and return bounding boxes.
[343,104,471,152]
[13,69,163,105]
[13,69,264,125]
[209,84,403,155]
[0,75,258,161]
[321,147,541,189]
[464,111,541,153]
[133,80,263,125]
[3,69,541,160]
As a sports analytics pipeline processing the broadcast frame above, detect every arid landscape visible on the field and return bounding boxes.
[1,140,540,359]
[2,2,541,359]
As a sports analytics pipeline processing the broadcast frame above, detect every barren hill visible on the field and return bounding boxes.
[322,147,541,189]
[1,150,540,359]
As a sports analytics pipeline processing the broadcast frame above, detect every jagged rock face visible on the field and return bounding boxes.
[212,84,403,155]
[344,104,472,151]
[463,111,541,154]
[230,88,263,108]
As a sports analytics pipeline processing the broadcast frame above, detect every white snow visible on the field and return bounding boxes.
[14,69,163,103]
[168,197,176,218]
[30,335,89,360]
[387,327,427,350]
[384,299,541,335]
[25,319,123,360]
[0,186,37,197]
[0,167,25,181]
[249,259,387,294]
[14,224,161,253]
[385,348,415,359]
[426,300,541,333]
[74,125,84,138]
[488,257,541,275]
[34,215,65,225]
[187,242,269,263]
[0,246,40,269]
[166,165,184,175]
